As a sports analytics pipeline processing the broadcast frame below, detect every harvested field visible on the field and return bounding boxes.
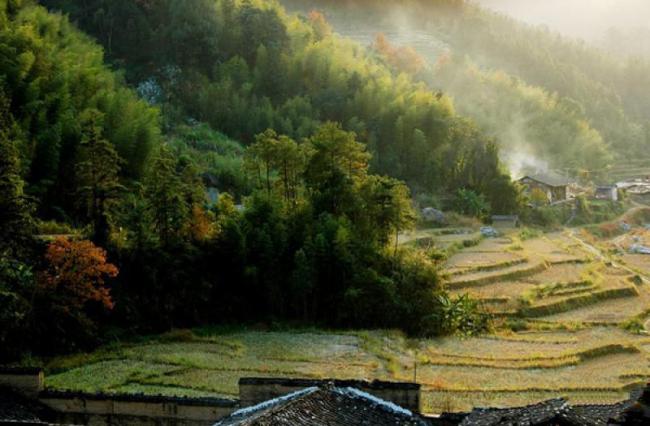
[45,327,650,414]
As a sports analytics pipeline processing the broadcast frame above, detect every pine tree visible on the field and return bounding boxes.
[76,109,124,248]
[145,146,188,246]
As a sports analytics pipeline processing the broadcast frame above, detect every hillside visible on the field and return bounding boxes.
[40,0,515,209]
[3,0,510,361]
[281,0,650,177]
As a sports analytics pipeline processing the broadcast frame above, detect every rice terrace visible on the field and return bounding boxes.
[42,206,650,415]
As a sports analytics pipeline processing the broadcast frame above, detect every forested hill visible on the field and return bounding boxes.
[281,0,650,176]
[2,0,501,359]
[39,0,517,211]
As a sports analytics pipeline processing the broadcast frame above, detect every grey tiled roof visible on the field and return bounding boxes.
[215,385,429,425]
[459,398,571,426]
[0,388,53,424]
[518,173,573,187]
[457,396,640,426]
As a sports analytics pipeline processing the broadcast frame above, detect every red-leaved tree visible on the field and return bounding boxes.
[39,237,118,312]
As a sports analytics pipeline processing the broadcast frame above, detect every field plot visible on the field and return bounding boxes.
[44,227,650,414]
[45,327,650,414]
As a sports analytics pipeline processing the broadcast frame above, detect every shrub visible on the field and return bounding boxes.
[519,227,541,240]
[426,294,490,336]
[36,220,77,236]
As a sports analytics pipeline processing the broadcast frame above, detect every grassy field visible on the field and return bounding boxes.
[44,219,650,414]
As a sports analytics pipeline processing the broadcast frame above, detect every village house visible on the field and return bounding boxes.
[594,185,619,201]
[518,173,574,203]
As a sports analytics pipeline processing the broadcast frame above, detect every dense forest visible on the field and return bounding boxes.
[1,0,506,360]
[282,0,650,177]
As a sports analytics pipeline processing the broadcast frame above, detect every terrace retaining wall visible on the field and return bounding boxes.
[39,391,237,426]
[0,367,44,397]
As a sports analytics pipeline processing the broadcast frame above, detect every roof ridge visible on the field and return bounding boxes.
[334,386,418,419]
[217,386,318,425]
[240,387,324,425]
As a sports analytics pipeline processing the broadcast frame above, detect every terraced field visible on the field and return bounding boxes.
[44,326,650,414]
[44,223,650,414]
[444,231,647,324]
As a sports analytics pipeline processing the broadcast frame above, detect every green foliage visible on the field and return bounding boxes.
[453,189,489,219]
[0,2,160,220]
[0,255,33,361]
[0,91,34,258]
[519,227,541,241]
[75,109,125,247]
[143,146,206,246]
[0,1,504,359]
[43,0,519,213]
[429,294,490,336]
[168,123,247,196]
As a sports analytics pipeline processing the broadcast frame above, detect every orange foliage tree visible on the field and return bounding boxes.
[373,33,425,75]
[39,237,118,312]
[308,10,332,40]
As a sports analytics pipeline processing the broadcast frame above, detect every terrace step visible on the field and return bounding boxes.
[518,286,640,318]
[528,281,596,299]
[447,258,528,277]
[446,261,548,290]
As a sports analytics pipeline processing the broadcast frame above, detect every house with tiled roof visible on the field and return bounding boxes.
[518,172,574,203]
[0,387,62,425]
[456,397,635,426]
[214,383,429,425]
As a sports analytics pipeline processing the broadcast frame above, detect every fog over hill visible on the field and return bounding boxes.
[475,0,650,57]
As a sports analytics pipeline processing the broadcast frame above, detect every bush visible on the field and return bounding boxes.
[426,294,490,336]
[519,227,541,240]
[36,220,77,235]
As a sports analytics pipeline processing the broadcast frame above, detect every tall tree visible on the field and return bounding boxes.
[245,129,279,197]
[0,90,34,258]
[76,109,124,247]
[145,146,189,246]
[361,175,416,253]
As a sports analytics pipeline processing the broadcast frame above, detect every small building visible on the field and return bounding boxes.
[491,215,520,228]
[594,185,618,201]
[517,173,573,203]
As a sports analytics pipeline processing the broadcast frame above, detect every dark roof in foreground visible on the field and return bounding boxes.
[0,388,55,424]
[460,398,569,426]
[215,384,428,425]
[458,397,635,426]
[518,172,573,187]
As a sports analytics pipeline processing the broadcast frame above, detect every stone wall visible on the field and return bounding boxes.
[238,377,421,412]
[0,367,44,397]
[39,391,237,426]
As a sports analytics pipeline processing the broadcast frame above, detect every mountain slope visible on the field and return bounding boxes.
[41,0,518,211]
[281,0,650,176]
